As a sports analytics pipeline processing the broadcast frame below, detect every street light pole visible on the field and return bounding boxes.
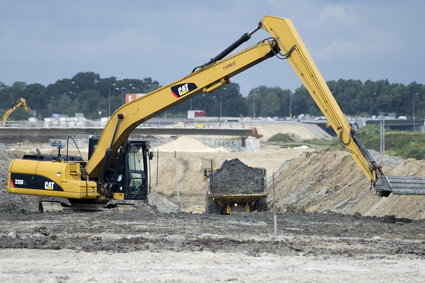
[121,87,126,105]
[289,92,292,118]
[369,92,376,118]
[413,93,418,132]
[108,83,116,117]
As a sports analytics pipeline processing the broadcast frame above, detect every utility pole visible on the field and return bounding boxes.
[108,83,116,117]
[380,112,385,153]
[289,92,292,118]
[369,92,376,117]
[413,93,418,132]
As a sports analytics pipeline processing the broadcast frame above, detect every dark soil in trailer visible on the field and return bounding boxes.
[209,158,265,194]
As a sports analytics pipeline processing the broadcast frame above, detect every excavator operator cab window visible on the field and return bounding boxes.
[124,143,148,199]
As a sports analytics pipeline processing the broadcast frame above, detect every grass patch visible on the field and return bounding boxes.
[303,138,339,147]
[268,126,425,160]
[357,125,425,160]
[268,133,340,150]
[268,133,295,143]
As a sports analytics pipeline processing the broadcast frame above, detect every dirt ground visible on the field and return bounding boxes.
[1,128,425,281]
[1,210,425,282]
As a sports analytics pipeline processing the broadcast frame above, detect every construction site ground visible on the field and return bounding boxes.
[1,123,425,282]
[1,210,425,282]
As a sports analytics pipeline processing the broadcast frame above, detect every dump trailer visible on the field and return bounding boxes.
[204,159,267,214]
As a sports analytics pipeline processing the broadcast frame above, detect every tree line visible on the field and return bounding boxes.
[0,72,424,120]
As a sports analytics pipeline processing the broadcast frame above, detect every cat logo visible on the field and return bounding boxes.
[45,181,55,190]
[171,83,198,98]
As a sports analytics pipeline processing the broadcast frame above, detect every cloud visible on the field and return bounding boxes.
[319,4,359,26]
[317,29,403,60]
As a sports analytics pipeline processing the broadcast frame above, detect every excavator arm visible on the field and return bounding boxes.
[86,16,424,195]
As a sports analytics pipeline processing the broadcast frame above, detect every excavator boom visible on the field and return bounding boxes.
[85,39,278,178]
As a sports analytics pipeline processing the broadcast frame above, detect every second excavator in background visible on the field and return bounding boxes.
[2,98,32,125]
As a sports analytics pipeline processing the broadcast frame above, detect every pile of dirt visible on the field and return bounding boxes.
[209,158,265,194]
[271,150,425,219]
[147,192,180,213]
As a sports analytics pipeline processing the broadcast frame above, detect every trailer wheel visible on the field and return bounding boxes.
[254,197,268,212]
[206,199,221,214]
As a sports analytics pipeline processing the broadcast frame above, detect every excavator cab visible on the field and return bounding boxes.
[88,137,151,200]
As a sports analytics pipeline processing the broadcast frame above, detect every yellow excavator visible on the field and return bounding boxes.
[2,98,32,125]
[7,16,425,211]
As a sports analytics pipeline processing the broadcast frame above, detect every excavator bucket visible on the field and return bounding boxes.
[375,176,425,195]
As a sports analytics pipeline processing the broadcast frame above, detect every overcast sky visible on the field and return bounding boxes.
[1,0,424,95]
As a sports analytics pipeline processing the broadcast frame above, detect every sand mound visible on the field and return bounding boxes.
[271,150,425,220]
[256,123,332,141]
[153,136,222,152]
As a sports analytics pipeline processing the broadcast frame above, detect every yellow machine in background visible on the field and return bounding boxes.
[7,16,425,211]
[2,98,32,125]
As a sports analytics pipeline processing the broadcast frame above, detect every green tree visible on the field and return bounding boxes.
[71,72,101,92]
[23,83,47,118]
[247,86,291,117]
[48,93,76,116]
[291,86,319,116]
[73,90,105,118]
